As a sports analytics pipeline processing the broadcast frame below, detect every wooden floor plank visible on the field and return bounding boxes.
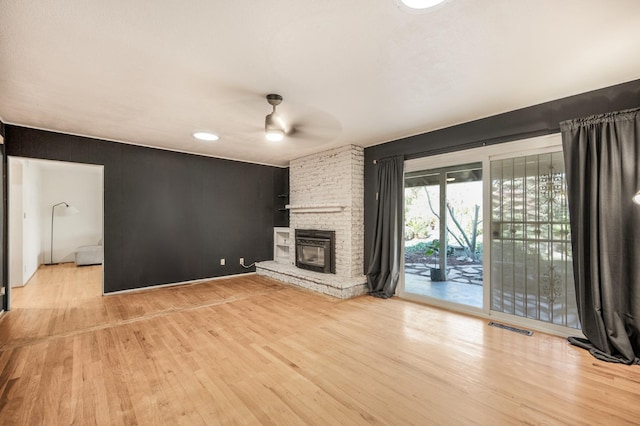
[1,263,640,424]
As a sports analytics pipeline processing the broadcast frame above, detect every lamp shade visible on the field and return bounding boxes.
[54,202,80,216]
[633,190,640,205]
[59,205,80,216]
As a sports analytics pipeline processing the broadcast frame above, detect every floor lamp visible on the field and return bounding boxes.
[50,202,79,265]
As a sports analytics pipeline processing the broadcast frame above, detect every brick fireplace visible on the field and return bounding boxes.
[256,145,367,299]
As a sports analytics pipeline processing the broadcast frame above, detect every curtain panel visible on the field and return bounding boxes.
[366,156,404,298]
[560,107,640,364]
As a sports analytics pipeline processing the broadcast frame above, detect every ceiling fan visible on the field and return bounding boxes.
[210,90,341,145]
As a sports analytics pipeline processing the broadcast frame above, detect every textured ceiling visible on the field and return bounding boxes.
[1,0,639,166]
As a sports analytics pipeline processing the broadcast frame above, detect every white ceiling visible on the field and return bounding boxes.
[1,1,639,167]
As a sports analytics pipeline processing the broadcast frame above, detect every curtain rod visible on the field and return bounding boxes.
[372,157,394,164]
[372,128,559,164]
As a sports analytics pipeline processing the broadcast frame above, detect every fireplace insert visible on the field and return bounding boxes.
[295,229,335,274]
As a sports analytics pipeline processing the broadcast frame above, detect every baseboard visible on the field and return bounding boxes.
[21,267,40,287]
[104,272,257,296]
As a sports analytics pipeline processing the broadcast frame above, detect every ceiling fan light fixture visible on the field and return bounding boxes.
[264,94,286,142]
[265,128,285,142]
[399,0,446,9]
[193,131,219,141]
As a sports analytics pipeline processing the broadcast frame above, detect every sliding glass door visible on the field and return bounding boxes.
[490,152,579,329]
[402,135,581,334]
[403,163,483,308]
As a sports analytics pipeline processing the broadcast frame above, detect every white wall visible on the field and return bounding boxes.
[9,160,24,287]
[9,158,103,285]
[9,159,43,287]
[40,162,103,264]
[23,161,42,279]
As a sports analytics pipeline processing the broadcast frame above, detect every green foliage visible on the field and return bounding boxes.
[424,239,443,268]
[404,241,432,254]
[404,217,434,240]
[424,239,440,256]
[405,240,455,257]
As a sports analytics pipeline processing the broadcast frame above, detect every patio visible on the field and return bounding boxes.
[404,262,483,308]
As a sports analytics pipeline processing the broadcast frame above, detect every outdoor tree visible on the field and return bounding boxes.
[422,186,482,261]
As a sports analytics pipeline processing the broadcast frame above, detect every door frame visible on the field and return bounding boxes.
[400,133,585,338]
[1,138,6,313]
[6,156,105,309]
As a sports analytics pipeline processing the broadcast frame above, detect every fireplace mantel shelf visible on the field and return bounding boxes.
[285,204,346,213]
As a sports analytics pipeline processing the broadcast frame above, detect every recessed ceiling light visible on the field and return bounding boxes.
[400,0,446,9]
[193,132,219,141]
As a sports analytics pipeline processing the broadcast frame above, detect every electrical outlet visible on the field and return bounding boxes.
[240,257,244,265]
[220,258,225,266]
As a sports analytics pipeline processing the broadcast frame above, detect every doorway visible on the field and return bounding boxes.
[403,163,483,308]
[7,157,104,308]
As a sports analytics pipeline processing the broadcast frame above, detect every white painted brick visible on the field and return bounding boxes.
[256,261,367,299]
[286,145,365,289]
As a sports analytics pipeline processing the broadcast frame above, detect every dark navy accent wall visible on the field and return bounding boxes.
[5,126,289,293]
[363,79,640,274]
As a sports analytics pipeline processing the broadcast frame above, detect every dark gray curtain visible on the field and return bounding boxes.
[561,107,640,365]
[366,156,404,298]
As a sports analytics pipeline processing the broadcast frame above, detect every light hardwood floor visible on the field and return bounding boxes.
[1,263,639,425]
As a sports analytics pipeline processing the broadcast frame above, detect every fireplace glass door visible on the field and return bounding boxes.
[295,229,335,274]
[299,242,325,268]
